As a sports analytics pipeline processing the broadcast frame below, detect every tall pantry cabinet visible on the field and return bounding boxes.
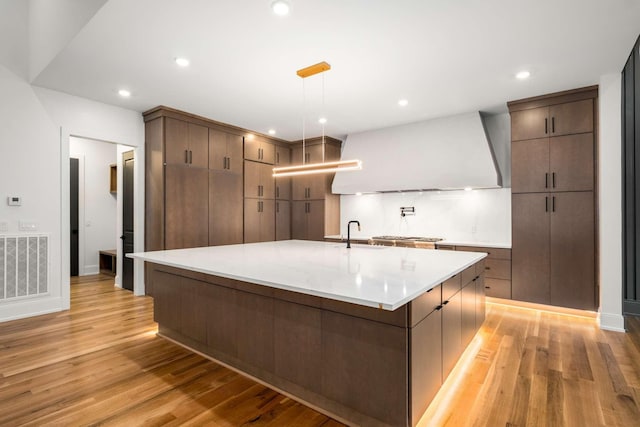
[508,87,598,310]
[290,137,341,241]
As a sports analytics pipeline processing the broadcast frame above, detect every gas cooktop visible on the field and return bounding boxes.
[370,236,444,242]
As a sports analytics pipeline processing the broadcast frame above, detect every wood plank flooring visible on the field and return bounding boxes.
[0,275,639,426]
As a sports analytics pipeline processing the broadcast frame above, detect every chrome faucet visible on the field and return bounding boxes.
[347,220,361,249]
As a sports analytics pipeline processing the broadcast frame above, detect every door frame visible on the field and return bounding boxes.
[60,131,146,302]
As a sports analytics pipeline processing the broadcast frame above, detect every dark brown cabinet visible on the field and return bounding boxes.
[292,200,326,241]
[244,135,275,164]
[441,289,462,379]
[512,133,594,193]
[510,98,594,141]
[165,118,208,168]
[209,170,243,246]
[164,165,209,250]
[290,139,341,241]
[244,160,275,199]
[244,198,275,243]
[209,129,243,173]
[512,192,595,309]
[410,307,442,424]
[509,87,597,311]
[275,200,291,241]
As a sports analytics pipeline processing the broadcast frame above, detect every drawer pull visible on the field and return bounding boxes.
[435,305,443,311]
[485,266,491,270]
[442,300,449,305]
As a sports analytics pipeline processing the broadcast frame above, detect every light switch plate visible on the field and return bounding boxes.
[7,196,21,206]
[19,221,38,231]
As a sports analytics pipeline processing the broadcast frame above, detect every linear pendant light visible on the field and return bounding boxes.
[273,61,362,178]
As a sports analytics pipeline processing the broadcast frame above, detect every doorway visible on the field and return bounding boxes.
[122,150,134,291]
[70,158,79,276]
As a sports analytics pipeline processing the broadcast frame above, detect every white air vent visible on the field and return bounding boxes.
[0,235,49,300]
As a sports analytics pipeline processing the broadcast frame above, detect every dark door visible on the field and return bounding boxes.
[122,151,134,291]
[70,158,79,276]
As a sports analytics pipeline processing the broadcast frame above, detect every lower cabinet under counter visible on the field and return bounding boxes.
[148,261,486,427]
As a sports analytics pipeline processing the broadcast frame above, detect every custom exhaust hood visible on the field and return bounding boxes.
[331,112,502,194]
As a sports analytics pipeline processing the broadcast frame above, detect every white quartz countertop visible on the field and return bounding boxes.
[129,240,486,311]
[324,235,510,249]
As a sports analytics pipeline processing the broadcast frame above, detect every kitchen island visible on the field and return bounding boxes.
[130,240,487,427]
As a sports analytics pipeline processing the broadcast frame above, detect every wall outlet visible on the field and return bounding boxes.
[7,196,21,206]
[0,221,7,232]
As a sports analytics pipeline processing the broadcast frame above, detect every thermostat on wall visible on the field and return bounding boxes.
[7,196,21,206]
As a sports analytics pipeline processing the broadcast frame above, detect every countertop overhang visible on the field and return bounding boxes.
[129,240,486,311]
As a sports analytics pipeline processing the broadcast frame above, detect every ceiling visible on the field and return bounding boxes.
[19,0,640,141]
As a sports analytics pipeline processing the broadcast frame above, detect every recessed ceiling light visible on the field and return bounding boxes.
[118,89,131,98]
[464,187,473,191]
[268,129,276,135]
[398,99,408,107]
[271,0,290,16]
[355,192,363,196]
[175,57,190,67]
[516,70,531,80]
[318,117,327,124]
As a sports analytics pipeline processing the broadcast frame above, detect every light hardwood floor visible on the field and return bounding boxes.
[0,275,639,426]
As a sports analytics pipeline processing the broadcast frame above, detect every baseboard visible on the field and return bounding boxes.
[0,296,66,323]
[598,312,626,332]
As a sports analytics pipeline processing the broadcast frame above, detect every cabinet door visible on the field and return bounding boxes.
[275,145,291,166]
[511,138,549,193]
[152,270,181,330]
[549,133,594,192]
[244,161,274,199]
[307,174,330,200]
[510,106,549,141]
[291,201,308,239]
[549,99,593,136]
[259,199,276,242]
[475,274,486,328]
[307,200,326,241]
[292,175,309,200]
[165,165,209,249]
[209,171,243,246]
[245,136,275,164]
[276,200,291,240]
[180,277,207,343]
[227,133,244,173]
[550,192,595,310]
[165,117,189,165]
[244,198,261,243]
[209,129,227,171]
[275,177,291,200]
[512,193,550,304]
[410,309,442,425]
[461,281,476,347]
[188,123,209,168]
[442,290,462,380]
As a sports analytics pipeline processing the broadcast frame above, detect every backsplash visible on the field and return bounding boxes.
[339,188,511,244]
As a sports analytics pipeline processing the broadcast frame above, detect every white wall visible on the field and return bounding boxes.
[339,188,511,245]
[69,137,117,276]
[0,64,144,322]
[598,74,624,331]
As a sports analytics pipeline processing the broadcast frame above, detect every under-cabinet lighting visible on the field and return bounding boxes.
[273,159,362,177]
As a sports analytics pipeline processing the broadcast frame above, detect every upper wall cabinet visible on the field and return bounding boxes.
[510,99,594,141]
[209,129,243,173]
[245,135,275,164]
[165,117,209,168]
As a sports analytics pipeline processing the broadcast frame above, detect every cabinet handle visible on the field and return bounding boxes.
[545,196,549,212]
[545,173,549,188]
[552,172,556,188]
[485,266,491,270]
[552,117,555,133]
[189,150,193,164]
[276,152,280,164]
[185,149,189,164]
[435,305,443,311]
[485,286,491,289]
[545,118,548,134]
[442,300,449,305]
[552,196,556,212]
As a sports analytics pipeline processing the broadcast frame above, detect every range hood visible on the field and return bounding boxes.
[332,112,502,194]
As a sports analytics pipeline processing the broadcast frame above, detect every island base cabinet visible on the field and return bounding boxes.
[442,290,462,379]
[410,309,442,425]
[148,258,486,427]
